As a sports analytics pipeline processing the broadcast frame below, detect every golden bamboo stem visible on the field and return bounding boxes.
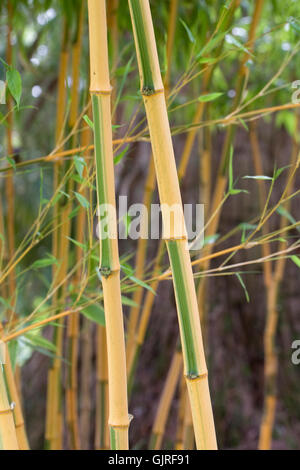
[129,0,217,449]
[88,0,129,449]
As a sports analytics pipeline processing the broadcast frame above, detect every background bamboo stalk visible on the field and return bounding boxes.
[256,116,299,449]
[128,0,217,449]
[196,0,264,324]
[87,0,129,450]
[178,0,241,181]
[66,1,85,450]
[45,18,70,450]
[149,348,182,450]
[126,159,156,369]
[5,0,16,322]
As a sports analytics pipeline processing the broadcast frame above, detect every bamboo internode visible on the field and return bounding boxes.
[128,0,217,449]
[87,0,129,450]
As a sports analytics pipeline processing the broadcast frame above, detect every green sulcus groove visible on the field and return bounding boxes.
[129,0,154,94]
[110,426,117,450]
[167,240,199,377]
[92,94,113,275]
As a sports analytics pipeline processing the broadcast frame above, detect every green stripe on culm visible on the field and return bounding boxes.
[129,0,154,94]
[167,240,199,377]
[92,94,112,275]
[110,426,117,450]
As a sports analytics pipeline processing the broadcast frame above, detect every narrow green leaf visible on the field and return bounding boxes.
[114,145,129,165]
[83,114,94,130]
[243,175,273,181]
[6,67,22,108]
[198,92,223,102]
[31,255,57,269]
[81,303,105,325]
[291,255,300,268]
[74,191,90,209]
[179,18,195,43]
[236,273,250,302]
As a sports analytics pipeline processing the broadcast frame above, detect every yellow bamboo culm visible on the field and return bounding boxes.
[87,0,129,450]
[3,343,29,449]
[0,341,19,450]
[128,0,217,449]
[126,0,179,375]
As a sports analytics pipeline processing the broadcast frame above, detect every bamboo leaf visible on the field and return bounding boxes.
[31,255,57,269]
[114,145,129,165]
[24,332,57,352]
[291,255,300,268]
[6,66,22,108]
[83,114,94,130]
[179,18,195,43]
[243,175,273,181]
[81,303,105,325]
[198,92,223,102]
[73,155,86,178]
[74,191,90,209]
[236,273,250,302]
[5,155,16,170]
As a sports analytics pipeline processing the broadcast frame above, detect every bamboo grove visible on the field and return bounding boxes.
[0,0,299,450]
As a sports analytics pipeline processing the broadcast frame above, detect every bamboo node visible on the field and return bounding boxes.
[186,372,208,381]
[142,86,155,96]
[100,267,111,278]
[90,87,112,96]
[141,87,164,97]
[0,401,15,415]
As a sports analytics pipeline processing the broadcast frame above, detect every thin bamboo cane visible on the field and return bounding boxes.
[79,317,92,449]
[128,0,217,449]
[178,0,241,181]
[149,349,182,450]
[249,122,272,288]
[78,112,93,450]
[256,116,299,449]
[5,0,16,322]
[87,0,129,449]
[164,0,179,96]
[127,238,164,392]
[196,111,212,339]
[66,1,85,450]
[45,18,70,450]
[126,158,156,368]
[196,0,264,319]
[107,0,119,109]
